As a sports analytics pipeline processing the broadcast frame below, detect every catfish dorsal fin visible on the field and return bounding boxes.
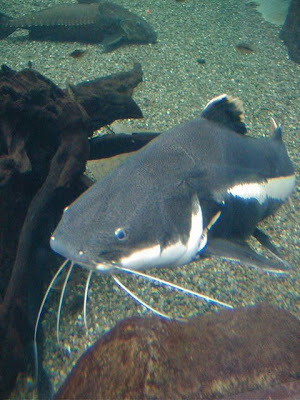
[270,117,283,142]
[201,94,247,134]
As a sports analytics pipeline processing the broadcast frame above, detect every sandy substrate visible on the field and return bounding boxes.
[1,0,299,397]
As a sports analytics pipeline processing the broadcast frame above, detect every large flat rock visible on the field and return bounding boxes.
[55,304,300,399]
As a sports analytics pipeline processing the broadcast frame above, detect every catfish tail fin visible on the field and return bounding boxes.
[0,12,15,39]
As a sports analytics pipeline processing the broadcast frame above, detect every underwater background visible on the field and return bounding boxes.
[1,0,299,397]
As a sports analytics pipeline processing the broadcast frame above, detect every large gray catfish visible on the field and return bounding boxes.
[33,94,296,380]
[51,94,295,275]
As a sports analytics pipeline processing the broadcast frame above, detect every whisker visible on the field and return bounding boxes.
[56,262,74,345]
[33,258,70,383]
[112,274,181,320]
[83,270,93,331]
[113,266,233,309]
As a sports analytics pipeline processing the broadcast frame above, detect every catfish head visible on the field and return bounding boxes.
[50,146,207,274]
[120,16,157,44]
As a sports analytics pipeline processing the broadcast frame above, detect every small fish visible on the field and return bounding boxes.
[0,1,157,51]
[235,42,255,54]
[69,49,87,58]
[34,94,295,379]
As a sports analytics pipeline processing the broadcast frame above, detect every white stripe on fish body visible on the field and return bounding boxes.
[173,194,205,265]
[117,195,204,271]
[228,174,295,204]
[118,244,162,270]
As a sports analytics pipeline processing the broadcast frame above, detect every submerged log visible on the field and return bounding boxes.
[0,62,145,398]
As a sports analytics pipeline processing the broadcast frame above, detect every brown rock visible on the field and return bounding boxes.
[280,0,300,64]
[55,304,300,399]
[224,380,300,400]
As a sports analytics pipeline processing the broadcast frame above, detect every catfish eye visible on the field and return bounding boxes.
[115,228,127,240]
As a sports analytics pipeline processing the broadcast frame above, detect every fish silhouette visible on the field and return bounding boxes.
[0,1,157,51]
[51,94,295,277]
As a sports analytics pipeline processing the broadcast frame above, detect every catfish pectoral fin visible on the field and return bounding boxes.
[252,228,280,257]
[252,228,290,269]
[202,238,290,274]
[102,33,125,51]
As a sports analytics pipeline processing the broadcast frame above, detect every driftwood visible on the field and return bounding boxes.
[89,132,159,159]
[0,62,154,398]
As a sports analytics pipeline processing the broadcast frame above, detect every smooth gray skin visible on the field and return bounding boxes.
[50,95,294,272]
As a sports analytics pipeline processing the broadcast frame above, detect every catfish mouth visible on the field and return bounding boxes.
[50,235,120,273]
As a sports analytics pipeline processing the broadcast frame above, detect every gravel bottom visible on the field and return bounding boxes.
[2,0,299,397]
